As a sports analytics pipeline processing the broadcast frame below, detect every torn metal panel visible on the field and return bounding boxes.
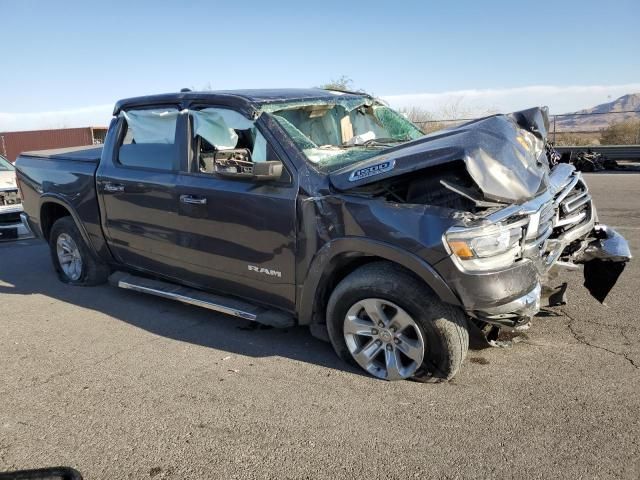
[574,225,632,303]
[576,225,632,263]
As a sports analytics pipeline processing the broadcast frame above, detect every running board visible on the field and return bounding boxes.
[109,272,295,328]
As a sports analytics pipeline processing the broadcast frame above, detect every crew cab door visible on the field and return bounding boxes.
[173,109,298,311]
[96,107,186,276]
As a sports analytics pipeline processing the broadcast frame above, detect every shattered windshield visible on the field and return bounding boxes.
[268,101,423,172]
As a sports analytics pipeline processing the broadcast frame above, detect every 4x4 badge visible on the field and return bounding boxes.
[348,160,395,182]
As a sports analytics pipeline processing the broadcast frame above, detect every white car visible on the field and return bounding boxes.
[0,155,30,240]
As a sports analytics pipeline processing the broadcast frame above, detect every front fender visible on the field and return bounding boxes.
[297,236,461,325]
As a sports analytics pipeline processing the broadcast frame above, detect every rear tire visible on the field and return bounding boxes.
[326,262,469,382]
[49,216,109,286]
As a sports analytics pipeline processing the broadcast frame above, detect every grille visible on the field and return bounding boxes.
[0,189,21,207]
[553,176,592,236]
[0,211,21,225]
[538,203,555,238]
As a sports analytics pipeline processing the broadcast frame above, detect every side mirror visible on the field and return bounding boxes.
[252,161,283,181]
[216,161,283,181]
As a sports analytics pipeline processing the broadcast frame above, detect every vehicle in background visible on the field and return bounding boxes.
[14,89,631,382]
[558,148,620,172]
[0,154,30,241]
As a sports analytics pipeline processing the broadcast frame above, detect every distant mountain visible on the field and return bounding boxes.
[554,93,640,132]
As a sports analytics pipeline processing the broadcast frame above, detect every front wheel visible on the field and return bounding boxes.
[49,216,109,286]
[326,262,469,382]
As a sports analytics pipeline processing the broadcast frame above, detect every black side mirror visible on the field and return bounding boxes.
[252,161,283,180]
[216,160,283,181]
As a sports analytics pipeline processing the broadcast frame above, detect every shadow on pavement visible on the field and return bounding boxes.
[0,239,365,377]
[0,238,493,376]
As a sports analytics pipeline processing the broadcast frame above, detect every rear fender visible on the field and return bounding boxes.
[39,194,104,261]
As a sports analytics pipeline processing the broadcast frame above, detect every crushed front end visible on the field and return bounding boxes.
[322,102,631,337]
[442,161,631,332]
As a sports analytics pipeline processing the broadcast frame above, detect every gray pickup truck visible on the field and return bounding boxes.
[15,88,631,382]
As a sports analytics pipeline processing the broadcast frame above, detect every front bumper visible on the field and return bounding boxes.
[473,283,541,322]
[439,164,630,324]
[0,208,32,241]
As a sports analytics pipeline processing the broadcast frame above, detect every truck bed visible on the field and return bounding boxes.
[15,145,104,250]
[20,145,103,163]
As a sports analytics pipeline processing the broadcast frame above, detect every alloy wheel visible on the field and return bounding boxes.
[343,298,425,380]
[56,233,83,281]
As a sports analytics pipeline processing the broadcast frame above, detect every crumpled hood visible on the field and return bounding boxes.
[330,107,552,204]
[0,170,17,189]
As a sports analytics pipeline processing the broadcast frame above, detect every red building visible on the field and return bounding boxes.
[0,127,108,162]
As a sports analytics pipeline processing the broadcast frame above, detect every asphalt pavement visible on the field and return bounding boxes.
[0,173,638,479]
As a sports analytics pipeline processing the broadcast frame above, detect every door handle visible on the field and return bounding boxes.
[102,182,125,193]
[180,194,207,205]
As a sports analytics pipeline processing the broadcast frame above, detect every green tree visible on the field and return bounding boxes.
[318,75,355,91]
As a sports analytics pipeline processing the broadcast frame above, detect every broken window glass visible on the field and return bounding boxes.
[268,102,423,172]
[121,109,179,144]
[118,108,179,170]
[190,108,268,163]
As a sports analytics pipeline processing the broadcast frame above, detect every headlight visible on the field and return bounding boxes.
[445,221,525,271]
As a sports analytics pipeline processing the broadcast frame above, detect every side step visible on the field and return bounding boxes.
[109,272,295,328]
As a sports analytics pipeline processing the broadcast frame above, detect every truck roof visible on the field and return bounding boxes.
[113,88,372,117]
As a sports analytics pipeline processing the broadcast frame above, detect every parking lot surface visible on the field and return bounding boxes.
[1,173,639,479]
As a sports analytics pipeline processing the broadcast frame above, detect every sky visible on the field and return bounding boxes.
[1,0,639,131]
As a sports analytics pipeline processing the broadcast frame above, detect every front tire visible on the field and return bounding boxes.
[326,262,469,382]
[49,216,109,286]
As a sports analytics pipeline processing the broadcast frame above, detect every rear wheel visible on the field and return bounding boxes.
[49,216,109,285]
[326,262,469,382]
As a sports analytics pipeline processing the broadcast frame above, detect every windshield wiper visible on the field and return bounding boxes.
[340,137,409,148]
[362,137,408,147]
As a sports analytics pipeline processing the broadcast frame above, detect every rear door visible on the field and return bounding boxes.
[96,107,187,276]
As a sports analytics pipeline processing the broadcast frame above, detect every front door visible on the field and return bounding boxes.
[172,109,298,310]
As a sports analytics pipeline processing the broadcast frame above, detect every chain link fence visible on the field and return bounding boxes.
[412,110,640,147]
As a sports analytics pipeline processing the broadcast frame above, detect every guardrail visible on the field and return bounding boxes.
[553,145,640,161]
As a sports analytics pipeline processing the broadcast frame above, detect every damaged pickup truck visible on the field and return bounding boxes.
[15,89,631,382]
